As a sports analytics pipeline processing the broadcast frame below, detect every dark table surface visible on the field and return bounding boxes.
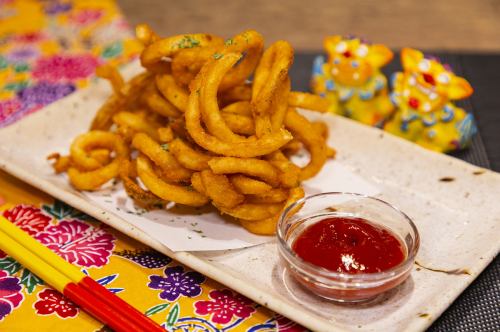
[290,52,499,331]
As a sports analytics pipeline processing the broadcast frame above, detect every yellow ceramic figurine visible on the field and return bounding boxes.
[311,36,394,126]
[384,48,476,152]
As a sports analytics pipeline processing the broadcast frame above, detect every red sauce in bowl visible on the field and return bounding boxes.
[292,217,405,274]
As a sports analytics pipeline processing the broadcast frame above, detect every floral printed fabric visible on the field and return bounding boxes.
[35,219,115,268]
[0,270,23,321]
[195,289,256,324]
[0,0,142,127]
[0,200,305,331]
[149,266,205,302]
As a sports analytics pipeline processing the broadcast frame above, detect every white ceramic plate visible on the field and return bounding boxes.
[1,64,499,332]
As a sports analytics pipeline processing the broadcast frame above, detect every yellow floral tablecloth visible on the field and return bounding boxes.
[0,1,303,331]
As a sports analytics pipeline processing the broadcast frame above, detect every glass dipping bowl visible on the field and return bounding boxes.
[277,192,420,302]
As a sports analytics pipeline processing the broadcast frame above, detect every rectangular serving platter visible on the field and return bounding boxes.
[1,63,499,331]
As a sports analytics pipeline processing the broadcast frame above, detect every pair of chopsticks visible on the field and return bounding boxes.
[0,216,164,332]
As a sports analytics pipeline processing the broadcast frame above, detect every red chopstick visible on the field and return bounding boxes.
[80,276,165,331]
[64,283,137,331]
[0,216,164,332]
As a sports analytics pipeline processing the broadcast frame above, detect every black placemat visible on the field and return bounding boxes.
[290,52,500,331]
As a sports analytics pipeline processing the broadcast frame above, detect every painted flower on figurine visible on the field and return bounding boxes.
[148,266,205,301]
[34,289,78,318]
[32,54,98,82]
[194,289,256,324]
[2,205,52,235]
[17,82,76,109]
[0,270,24,321]
[35,220,115,268]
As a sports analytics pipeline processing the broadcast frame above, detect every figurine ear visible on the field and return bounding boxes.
[401,48,423,71]
[367,44,393,68]
[447,75,473,100]
[324,36,343,56]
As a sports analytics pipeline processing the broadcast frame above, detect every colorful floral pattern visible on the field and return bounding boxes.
[0,0,142,128]
[32,55,99,82]
[0,270,24,321]
[33,289,78,319]
[195,289,256,324]
[2,205,52,235]
[35,220,115,268]
[149,266,205,302]
[275,314,307,332]
[0,205,52,258]
[116,249,172,269]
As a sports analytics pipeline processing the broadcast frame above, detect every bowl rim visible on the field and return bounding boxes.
[277,192,420,284]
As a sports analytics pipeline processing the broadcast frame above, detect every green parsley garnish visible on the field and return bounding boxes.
[224,38,234,46]
[160,143,169,151]
[177,36,201,49]
[213,53,224,60]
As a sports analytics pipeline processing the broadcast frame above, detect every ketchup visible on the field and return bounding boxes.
[292,217,405,274]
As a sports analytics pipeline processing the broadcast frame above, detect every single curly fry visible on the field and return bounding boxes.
[96,65,125,95]
[208,157,280,187]
[119,158,165,209]
[221,112,255,135]
[216,202,283,221]
[288,91,331,113]
[240,187,304,235]
[169,138,212,171]
[143,82,183,118]
[136,155,208,207]
[200,169,244,209]
[200,53,249,142]
[252,40,294,115]
[190,172,206,195]
[135,23,161,46]
[156,74,190,112]
[221,101,252,116]
[113,111,161,141]
[229,175,272,195]
[132,133,192,182]
[284,109,327,180]
[70,131,129,171]
[47,153,71,174]
[157,126,174,143]
[246,188,289,203]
